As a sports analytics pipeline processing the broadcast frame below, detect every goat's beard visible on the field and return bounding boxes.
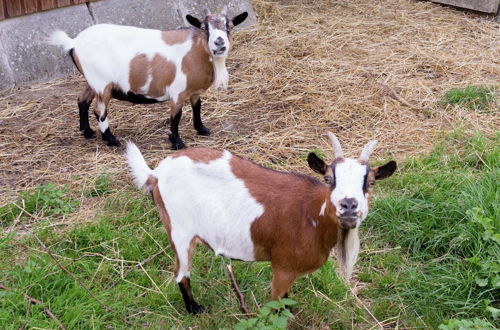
[212,56,229,90]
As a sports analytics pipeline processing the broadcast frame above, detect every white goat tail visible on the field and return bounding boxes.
[125,142,155,192]
[48,30,75,52]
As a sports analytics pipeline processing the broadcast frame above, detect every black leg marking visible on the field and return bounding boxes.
[169,110,186,150]
[78,99,96,139]
[178,278,205,314]
[192,98,210,136]
[102,128,120,147]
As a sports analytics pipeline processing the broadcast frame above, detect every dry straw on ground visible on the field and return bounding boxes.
[0,0,499,208]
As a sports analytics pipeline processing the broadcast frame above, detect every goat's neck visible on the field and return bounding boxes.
[314,191,340,253]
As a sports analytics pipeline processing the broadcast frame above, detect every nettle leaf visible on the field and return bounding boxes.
[280,298,298,306]
[265,301,281,309]
[260,306,271,316]
[492,275,500,288]
[487,306,500,319]
[475,277,488,287]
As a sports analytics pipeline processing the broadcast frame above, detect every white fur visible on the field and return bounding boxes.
[212,57,229,89]
[331,159,369,226]
[48,30,75,52]
[337,227,360,280]
[125,142,154,192]
[319,201,326,216]
[98,118,109,133]
[208,18,230,57]
[137,149,265,281]
[50,24,191,102]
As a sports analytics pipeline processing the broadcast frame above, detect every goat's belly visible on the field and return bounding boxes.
[200,228,257,261]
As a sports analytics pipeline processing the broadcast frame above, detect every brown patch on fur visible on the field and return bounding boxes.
[230,155,339,278]
[78,84,94,104]
[150,176,179,273]
[172,147,223,163]
[129,54,149,93]
[180,32,213,98]
[162,29,191,45]
[71,51,84,74]
[147,55,176,98]
[188,237,198,269]
[94,83,114,119]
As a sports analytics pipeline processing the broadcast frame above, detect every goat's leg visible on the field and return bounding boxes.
[94,87,119,146]
[270,268,297,301]
[175,236,204,314]
[190,94,210,136]
[78,85,96,139]
[168,104,186,150]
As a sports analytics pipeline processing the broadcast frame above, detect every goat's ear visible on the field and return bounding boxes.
[232,12,248,27]
[186,15,202,29]
[373,160,397,180]
[307,153,327,175]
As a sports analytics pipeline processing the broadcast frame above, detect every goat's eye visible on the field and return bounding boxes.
[324,176,333,184]
[369,181,375,187]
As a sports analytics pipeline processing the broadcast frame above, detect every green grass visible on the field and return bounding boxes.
[0,130,498,328]
[441,85,497,111]
[0,183,77,227]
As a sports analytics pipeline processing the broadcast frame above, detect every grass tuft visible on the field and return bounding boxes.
[441,85,497,111]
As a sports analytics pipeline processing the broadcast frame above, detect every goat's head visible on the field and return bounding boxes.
[186,6,248,58]
[308,132,397,230]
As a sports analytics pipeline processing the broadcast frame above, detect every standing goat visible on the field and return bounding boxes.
[125,132,397,313]
[49,7,248,149]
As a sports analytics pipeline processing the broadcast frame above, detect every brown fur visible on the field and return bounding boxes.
[172,147,223,163]
[78,84,95,104]
[71,51,84,74]
[162,29,191,45]
[178,31,213,104]
[129,54,149,93]
[230,155,340,300]
[148,55,176,98]
[149,175,179,273]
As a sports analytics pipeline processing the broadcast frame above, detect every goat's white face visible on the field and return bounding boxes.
[206,16,230,57]
[330,158,371,229]
[308,132,397,230]
[185,9,248,58]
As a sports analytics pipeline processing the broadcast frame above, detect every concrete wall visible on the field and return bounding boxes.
[430,0,500,13]
[0,0,256,91]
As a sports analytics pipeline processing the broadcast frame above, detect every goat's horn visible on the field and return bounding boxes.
[327,131,344,159]
[221,5,228,15]
[359,140,378,162]
[203,8,211,16]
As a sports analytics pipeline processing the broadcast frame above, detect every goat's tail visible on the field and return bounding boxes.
[125,142,156,193]
[48,30,75,52]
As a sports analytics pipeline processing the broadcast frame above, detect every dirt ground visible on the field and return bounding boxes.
[1,0,499,207]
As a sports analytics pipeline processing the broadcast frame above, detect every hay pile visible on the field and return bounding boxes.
[1,0,499,208]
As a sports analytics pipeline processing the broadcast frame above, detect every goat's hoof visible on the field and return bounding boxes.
[187,302,205,314]
[107,139,121,147]
[102,129,120,147]
[169,135,187,150]
[82,128,96,139]
[196,126,211,136]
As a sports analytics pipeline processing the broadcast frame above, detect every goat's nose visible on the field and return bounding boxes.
[340,198,358,211]
[215,37,225,46]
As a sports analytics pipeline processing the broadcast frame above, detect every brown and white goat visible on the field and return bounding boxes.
[49,7,248,149]
[125,132,397,313]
